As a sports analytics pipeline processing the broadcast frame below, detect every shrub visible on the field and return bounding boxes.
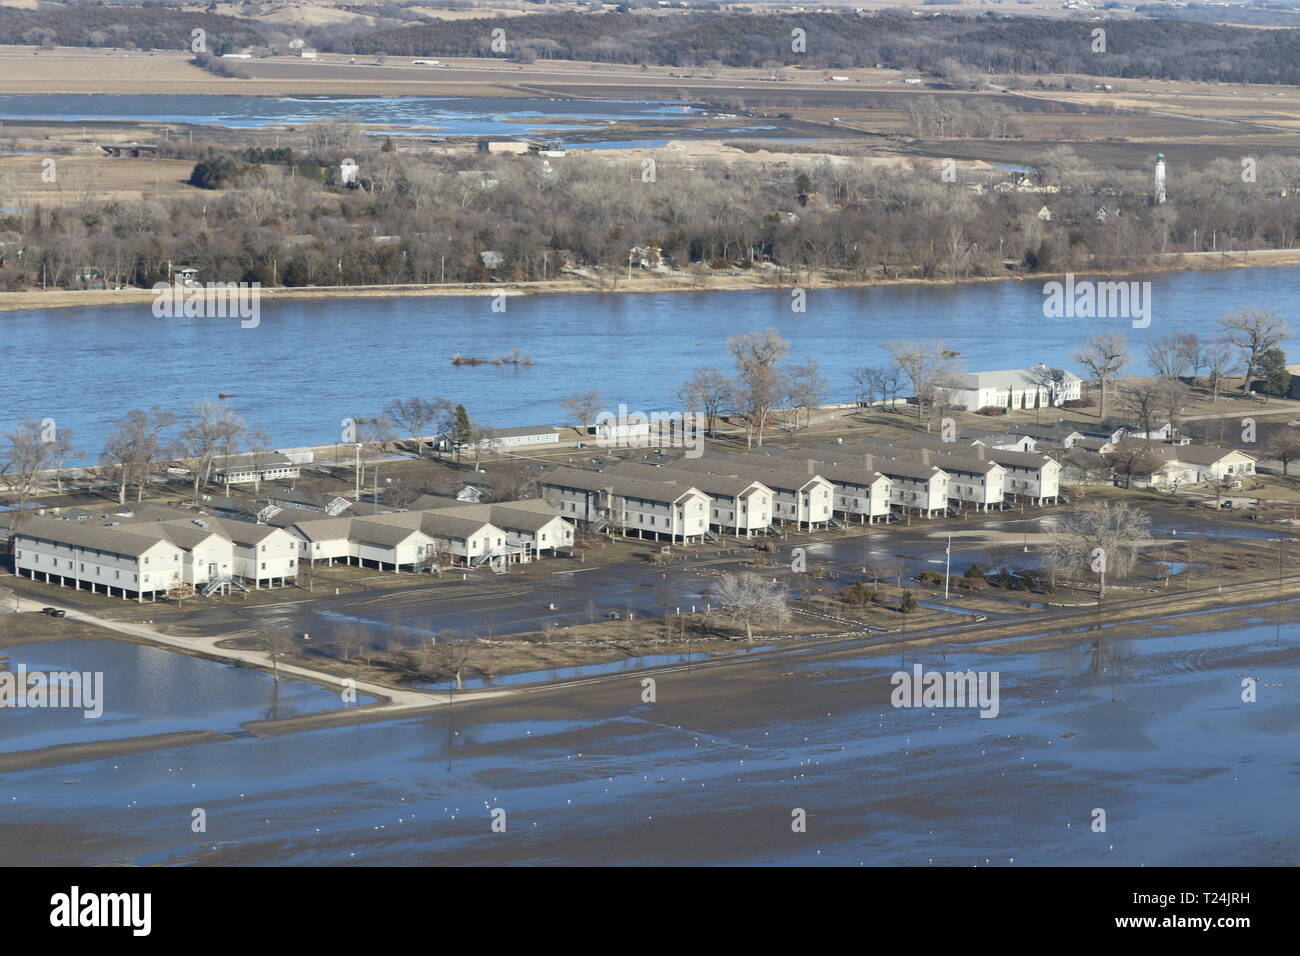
[976,405,1007,416]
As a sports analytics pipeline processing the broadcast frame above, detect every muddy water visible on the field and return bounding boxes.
[0,640,364,754]
[0,616,1295,866]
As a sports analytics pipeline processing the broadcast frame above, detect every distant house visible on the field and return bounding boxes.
[442,425,558,453]
[1084,417,1175,444]
[202,494,277,523]
[74,267,105,290]
[959,430,1039,453]
[476,141,530,155]
[629,245,664,269]
[1013,422,1088,448]
[478,426,559,447]
[266,487,352,516]
[1132,446,1257,489]
[213,452,300,486]
[0,231,23,268]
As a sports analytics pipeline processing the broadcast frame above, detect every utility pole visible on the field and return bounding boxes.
[944,534,952,599]
[354,443,363,499]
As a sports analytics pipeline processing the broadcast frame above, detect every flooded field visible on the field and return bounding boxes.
[0,640,365,754]
[0,614,1294,866]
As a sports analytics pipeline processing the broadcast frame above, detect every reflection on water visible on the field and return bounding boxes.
[1,619,1296,866]
[0,640,365,753]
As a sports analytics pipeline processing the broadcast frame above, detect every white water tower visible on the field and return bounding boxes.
[1154,152,1166,205]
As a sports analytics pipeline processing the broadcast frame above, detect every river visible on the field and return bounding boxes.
[1,265,1295,458]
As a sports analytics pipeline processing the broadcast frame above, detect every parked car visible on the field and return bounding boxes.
[40,607,66,618]
[603,610,621,620]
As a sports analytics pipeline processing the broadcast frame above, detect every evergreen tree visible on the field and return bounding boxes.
[453,404,472,459]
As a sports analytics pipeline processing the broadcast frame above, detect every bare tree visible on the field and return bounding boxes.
[785,356,827,430]
[713,572,791,641]
[1074,331,1130,421]
[1045,500,1151,599]
[245,422,275,495]
[1219,307,1293,394]
[1264,431,1300,477]
[1120,378,1164,447]
[1156,377,1191,439]
[676,367,731,437]
[46,427,79,497]
[102,407,180,503]
[384,397,449,458]
[1145,334,1192,382]
[432,631,474,689]
[560,390,604,432]
[1107,439,1165,489]
[850,366,885,409]
[885,339,962,428]
[333,619,368,663]
[1,419,55,540]
[182,400,245,503]
[1027,364,1070,408]
[257,626,296,682]
[1202,336,1239,402]
[469,424,497,465]
[728,328,790,447]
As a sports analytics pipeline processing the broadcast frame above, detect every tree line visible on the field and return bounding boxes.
[9,7,1300,87]
[324,11,1300,86]
[7,138,1300,292]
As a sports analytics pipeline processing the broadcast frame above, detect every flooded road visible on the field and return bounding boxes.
[1,612,1295,866]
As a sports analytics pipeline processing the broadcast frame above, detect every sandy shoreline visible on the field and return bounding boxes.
[3,249,1298,315]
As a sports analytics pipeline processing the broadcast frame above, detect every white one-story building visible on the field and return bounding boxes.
[950,365,1083,413]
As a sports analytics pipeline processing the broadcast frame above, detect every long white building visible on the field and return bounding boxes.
[12,513,298,600]
[609,462,774,536]
[538,467,709,542]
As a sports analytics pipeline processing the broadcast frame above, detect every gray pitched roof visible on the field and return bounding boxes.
[539,466,704,505]
[14,515,175,557]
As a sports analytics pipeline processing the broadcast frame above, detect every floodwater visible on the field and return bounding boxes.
[0,616,1294,865]
[2,266,1296,457]
[0,639,367,754]
[0,94,759,143]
